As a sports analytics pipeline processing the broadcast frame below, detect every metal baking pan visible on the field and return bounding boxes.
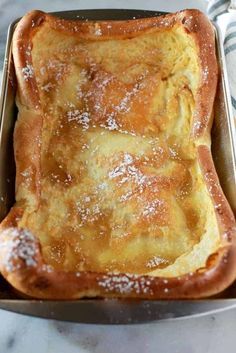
[0,9,235,324]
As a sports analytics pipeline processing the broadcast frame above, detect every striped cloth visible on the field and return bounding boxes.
[207,0,236,114]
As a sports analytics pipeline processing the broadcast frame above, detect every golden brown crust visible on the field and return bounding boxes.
[12,10,45,109]
[0,9,235,299]
[0,219,235,299]
[14,110,41,206]
[198,145,236,231]
[186,12,218,138]
[12,10,44,207]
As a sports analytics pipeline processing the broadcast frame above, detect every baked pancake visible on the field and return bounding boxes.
[0,9,236,299]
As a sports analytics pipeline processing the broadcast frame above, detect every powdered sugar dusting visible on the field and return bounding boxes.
[76,200,102,226]
[42,264,54,273]
[98,273,153,294]
[25,45,32,57]
[114,83,139,114]
[202,66,209,83]
[98,182,107,190]
[146,256,169,268]
[20,166,33,187]
[193,120,202,131]
[94,23,102,36]
[119,190,133,202]
[108,153,146,189]
[76,69,88,99]
[0,228,38,272]
[41,82,55,92]
[142,199,165,218]
[67,110,90,130]
[106,115,119,130]
[22,62,34,81]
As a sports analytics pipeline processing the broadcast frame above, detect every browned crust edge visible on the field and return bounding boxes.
[0,9,235,299]
[12,10,45,205]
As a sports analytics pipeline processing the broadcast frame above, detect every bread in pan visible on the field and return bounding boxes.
[0,9,236,299]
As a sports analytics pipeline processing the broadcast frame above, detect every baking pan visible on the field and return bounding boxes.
[0,9,235,324]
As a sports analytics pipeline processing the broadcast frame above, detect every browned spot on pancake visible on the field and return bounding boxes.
[34,276,50,290]
[42,152,73,186]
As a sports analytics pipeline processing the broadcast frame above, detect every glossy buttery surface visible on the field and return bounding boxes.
[17,23,220,276]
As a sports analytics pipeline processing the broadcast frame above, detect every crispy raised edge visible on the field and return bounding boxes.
[181,10,218,138]
[12,10,45,109]
[12,10,45,206]
[0,9,235,299]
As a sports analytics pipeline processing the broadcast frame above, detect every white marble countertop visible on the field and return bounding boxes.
[1,308,236,353]
[1,1,236,352]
